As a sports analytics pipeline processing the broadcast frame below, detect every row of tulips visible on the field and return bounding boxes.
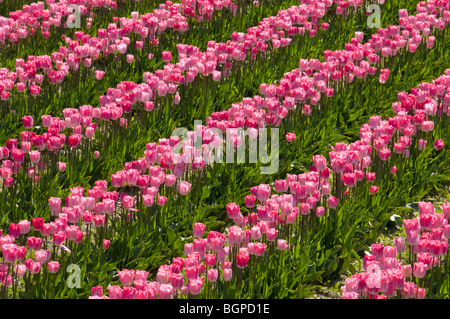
[0,0,244,105]
[86,67,449,299]
[1,60,446,298]
[0,0,447,298]
[1,0,446,233]
[0,0,118,46]
[0,0,379,214]
[0,0,359,121]
[342,202,450,299]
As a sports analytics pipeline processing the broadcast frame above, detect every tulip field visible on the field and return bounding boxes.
[0,0,449,303]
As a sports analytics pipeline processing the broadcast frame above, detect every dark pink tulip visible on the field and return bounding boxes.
[204,254,216,268]
[22,116,34,129]
[236,253,249,269]
[91,286,104,297]
[27,237,43,251]
[102,240,110,250]
[94,215,105,227]
[2,244,18,264]
[342,173,356,188]
[9,223,21,238]
[274,180,288,193]
[52,231,66,246]
[300,203,310,215]
[226,203,240,219]
[379,149,391,161]
[433,139,444,150]
[11,148,25,163]
[369,185,379,194]
[244,195,256,208]
[68,134,82,148]
[142,195,154,207]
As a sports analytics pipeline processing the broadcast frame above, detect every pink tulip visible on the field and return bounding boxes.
[413,262,427,278]
[369,185,379,194]
[226,203,240,219]
[177,181,191,195]
[223,269,233,281]
[285,133,296,142]
[162,51,172,63]
[244,195,256,208]
[207,269,218,282]
[22,116,34,129]
[342,173,356,188]
[95,70,105,80]
[29,261,42,274]
[327,196,339,209]
[379,149,391,161]
[433,139,444,150]
[9,223,21,238]
[102,240,110,250]
[18,220,31,235]
[57,162,67,172]
[156,196,167,206]
[187,278,203,295]
[2,244,18,264]
[108,286,123,299]
[236,253,249,269]
[118,269,135,286]
[193,223,206,238]
[315,206,325,217]
[158,284,174,299]
[52,231,66,246]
